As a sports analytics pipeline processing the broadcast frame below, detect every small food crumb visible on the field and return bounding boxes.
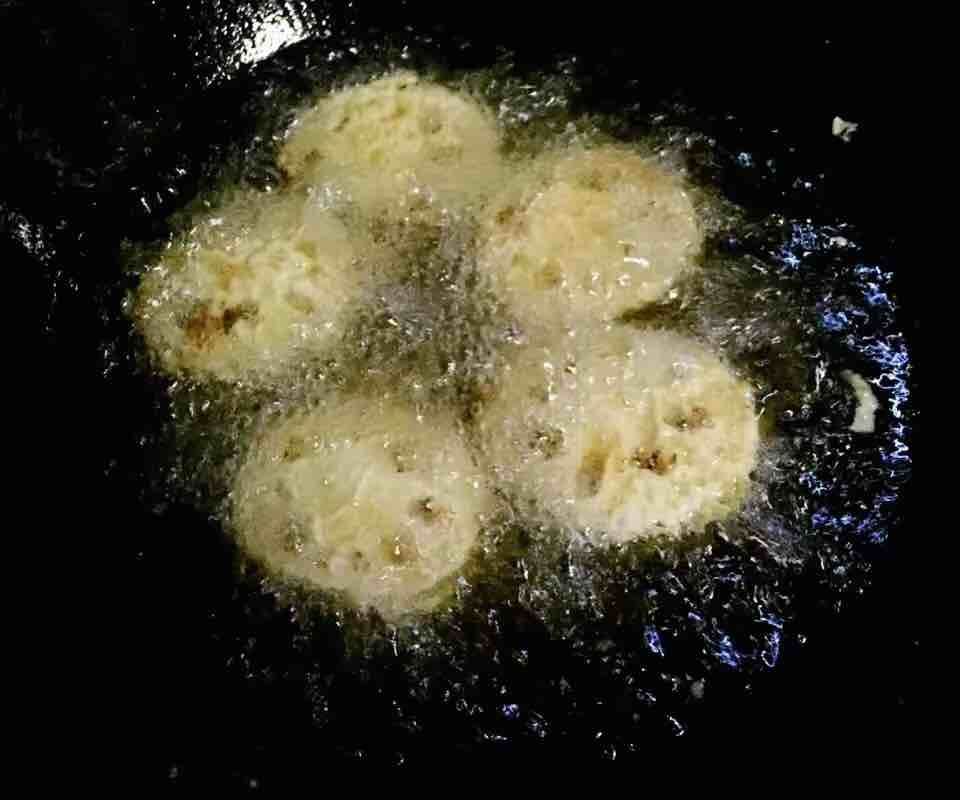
[832,116,859,143]
[842,370,879,433]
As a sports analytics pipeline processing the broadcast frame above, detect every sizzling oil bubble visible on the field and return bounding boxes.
[109,34,912,767]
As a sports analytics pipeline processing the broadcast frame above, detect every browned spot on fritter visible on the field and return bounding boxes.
[530,426,565,459]
[495,205,516,226]
[630,448,676,475]
[281,436,306,462]
[350,549,371,572]
[222,303,257,333]
[183,303,221,348]
[184,302,257,347]
[494,203,530,235]
[577,437,613,498]
[668,406,712,431]
[412,497,450,525]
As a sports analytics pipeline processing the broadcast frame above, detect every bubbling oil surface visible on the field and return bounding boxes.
[92,32,912,764]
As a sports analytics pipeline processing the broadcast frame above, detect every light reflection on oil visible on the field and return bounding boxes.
[238,3,313,66]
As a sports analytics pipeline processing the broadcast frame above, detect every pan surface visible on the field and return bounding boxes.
[7,0,922,782]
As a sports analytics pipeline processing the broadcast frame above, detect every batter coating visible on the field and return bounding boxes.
[280,71,504,220]
[478,145,702,331]
[473,328,758,542]
[135,190,373,382]
[231,396,495,617]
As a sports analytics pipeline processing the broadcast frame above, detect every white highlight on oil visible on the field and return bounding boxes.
[842,370,879,433]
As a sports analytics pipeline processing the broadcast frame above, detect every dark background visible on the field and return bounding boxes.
[6,0,925,782]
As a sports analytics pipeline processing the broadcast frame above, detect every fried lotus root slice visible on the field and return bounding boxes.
[473,328,758,542]
[232,396,495,617]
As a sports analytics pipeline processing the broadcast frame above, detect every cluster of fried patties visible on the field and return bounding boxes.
[135,71,760,619]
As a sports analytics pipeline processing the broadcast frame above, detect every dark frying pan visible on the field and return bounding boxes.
[7,1,923,783]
